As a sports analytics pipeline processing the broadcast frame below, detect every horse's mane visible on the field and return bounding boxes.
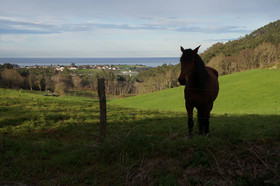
[194,54,208,88]
[181,49,208,88]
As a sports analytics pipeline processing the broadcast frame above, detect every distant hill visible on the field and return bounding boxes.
[110,69,280,115]
[200,20,280,75]
[201,20,280,63]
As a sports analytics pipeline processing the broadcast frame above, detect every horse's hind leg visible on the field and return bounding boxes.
[204,119,210,136]
[188,117,194,138]
[204,103,213,136]
[197,110,204,135]
[198,104,212,136]
[186,103,194,138]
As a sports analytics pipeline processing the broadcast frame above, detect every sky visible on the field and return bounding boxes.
[0,0,279,57]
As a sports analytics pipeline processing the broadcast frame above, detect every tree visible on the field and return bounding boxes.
[3,63,14,69]
[1,69,24,89]
[72,75,83,90]
[51,73,73,95]
[35,74,45,91]
[253,42,277,68]
[27,73,35,90]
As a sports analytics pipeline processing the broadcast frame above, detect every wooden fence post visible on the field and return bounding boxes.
[98,78,106,143]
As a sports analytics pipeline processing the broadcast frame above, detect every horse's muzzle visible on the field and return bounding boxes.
[178,78,186,85]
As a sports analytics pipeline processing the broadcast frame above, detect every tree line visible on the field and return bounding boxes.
[0,63,180,96]
[206,42,280,75]
[201,20,280,75]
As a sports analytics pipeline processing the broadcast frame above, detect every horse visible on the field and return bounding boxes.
[178,45,219,138]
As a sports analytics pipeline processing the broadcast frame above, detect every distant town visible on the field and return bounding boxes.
[20,64,122,71]
[3,63,152,76]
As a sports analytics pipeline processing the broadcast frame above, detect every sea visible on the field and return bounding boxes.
[0,57,180,67]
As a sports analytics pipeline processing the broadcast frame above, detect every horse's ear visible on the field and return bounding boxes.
[180,46,185,53]
[193,45,201,54]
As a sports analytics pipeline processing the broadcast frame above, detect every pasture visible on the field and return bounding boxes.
[0,69,280,185]
[110,69,280,115]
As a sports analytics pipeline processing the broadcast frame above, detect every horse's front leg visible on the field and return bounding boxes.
[198,103,212,137]
[186,103,194,138]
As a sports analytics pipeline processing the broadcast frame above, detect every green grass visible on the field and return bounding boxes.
[110,69,280,115]
[0,69,280,185]
[214,69,280,114]
[110,86,186,112]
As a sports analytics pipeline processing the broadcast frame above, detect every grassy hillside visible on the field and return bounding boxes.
[1,82,280,184]
[110,69,280,115]
[214,69,280,114]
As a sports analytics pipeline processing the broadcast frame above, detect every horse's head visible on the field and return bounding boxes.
[178,45,200,85]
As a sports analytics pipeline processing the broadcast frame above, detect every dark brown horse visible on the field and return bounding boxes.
[178,46,219,138]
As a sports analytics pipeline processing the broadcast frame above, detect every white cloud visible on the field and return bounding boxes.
[0,16,253,35]
[0,0,279,57]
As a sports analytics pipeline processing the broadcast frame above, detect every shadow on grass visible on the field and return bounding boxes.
[105,112,280,142]
[1,109,280,185]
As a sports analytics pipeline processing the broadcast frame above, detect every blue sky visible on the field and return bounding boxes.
[0,0,279,57]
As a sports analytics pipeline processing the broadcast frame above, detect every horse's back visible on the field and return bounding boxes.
[206,66,219,78]
[206,66,219,101]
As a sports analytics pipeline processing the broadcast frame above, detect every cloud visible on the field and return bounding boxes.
[176,25,251,34]
[1,0,278,36]
[0,18,60,34]
[1,1,279,35]
[205,38,239,43]
[2,0,280,20]
[0,16,251,36]
[0,35,28,42]
[0,0,279,57]
[0,28,59,35]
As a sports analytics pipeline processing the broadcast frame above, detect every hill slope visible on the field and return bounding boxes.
[201,19,280,63]
[110,69,280,115]
[1,85,280,184]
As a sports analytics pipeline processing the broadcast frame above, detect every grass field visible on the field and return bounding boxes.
[0,69,280,185]
[110,69,280,115]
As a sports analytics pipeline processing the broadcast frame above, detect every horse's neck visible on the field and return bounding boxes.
[189,67,208,88]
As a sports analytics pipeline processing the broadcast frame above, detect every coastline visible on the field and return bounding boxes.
[0,57,179,67]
